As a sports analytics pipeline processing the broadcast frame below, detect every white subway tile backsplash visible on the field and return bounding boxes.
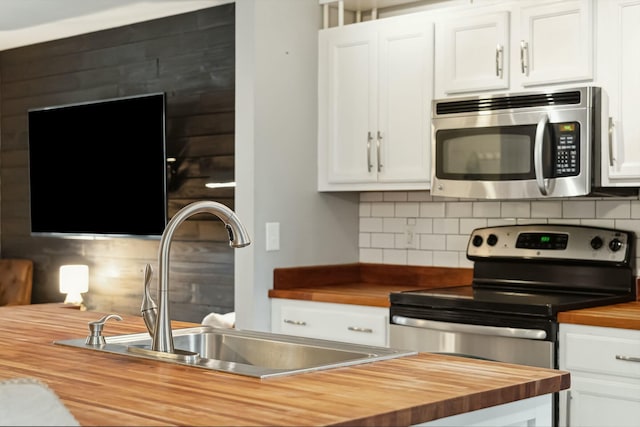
[359,233,371,248]
[359,203,372,217]
[501,202,530,218]
[447,235,468,251]
[395,202,420,218]
[383,192,408,202]
[407,249,433,266]
[420,202,446,218]
[563,200,595,218]
[531,201,562,218]
[358,191,640,273]
[460,218,488,234]
[383,249,407,265]
[433,251,459,267]
[371,202,395,217]
[360,248,382,263]
[473,202,501,217]
[383,217,406,233]
[371,233,395,248]
[360,217,382,233]
[420,234,446,250]
[445,202,473,218]
[433,218,459,234]
[407,191,431,202]
[596,201,631,218]
[360,192,383,202]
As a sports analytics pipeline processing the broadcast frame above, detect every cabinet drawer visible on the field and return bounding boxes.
[561,324,640,379]
[271,299,388,347]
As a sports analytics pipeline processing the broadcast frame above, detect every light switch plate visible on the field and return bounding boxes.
[266,222,280,251]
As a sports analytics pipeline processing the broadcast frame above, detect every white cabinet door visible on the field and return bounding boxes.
[516,0,594,88]
[433,0,594,97]
[319,23,377,186]
[318,14,433,191]
[596,0,640,186]
[559,324,640,427]
[377,19,433,185]
[271,299,389,347]
[435,11,510,95]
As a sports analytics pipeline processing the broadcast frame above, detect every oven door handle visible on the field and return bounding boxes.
[392,316,548,340]
[534,113,549,196]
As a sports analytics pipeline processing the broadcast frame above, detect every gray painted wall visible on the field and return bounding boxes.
[235,0,359,331]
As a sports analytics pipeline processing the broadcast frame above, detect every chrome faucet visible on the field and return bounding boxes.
[142,200,251,353]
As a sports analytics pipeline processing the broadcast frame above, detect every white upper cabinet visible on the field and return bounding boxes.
[435,12,510,95]
[318,14,434,191]
[516,0,593,88]
[434,0,594,98]
[596,0,640,186]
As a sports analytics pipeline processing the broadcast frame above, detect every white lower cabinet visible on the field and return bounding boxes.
[596,0,640,186]
[418,394,552,427]
[559,323,640,427]
[270,299,388,347]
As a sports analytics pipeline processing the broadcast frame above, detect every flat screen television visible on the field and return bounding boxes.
[28,92,168,239]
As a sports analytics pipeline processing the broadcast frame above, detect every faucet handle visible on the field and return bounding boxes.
[85,314,123,346]
[140,264,158,336]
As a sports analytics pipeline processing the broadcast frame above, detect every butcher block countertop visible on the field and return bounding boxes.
[269,263,474,307]
[270,263,640,329]
[558,301,640,330]
[0,304,569,426]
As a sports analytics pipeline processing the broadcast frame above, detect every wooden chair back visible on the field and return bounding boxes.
[0,259,33,306]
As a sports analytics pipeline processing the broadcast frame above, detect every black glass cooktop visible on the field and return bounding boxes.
[390,285,636,317]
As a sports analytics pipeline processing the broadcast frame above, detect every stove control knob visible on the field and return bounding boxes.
[487,234,498,246]
[590,236,603,250]
[609,238,623,252]
[472,235,483,247]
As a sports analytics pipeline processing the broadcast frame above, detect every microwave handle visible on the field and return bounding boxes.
[534,114,549,196]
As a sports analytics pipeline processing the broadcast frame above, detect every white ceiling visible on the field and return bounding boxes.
[0,0,232,51]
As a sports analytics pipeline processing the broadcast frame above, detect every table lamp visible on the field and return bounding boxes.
[59,264,89,306]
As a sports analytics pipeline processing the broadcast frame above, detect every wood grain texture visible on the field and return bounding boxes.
[0,304,569,426]
[270,264,474,307]
[0,4,236,323]
[558,301,640,330]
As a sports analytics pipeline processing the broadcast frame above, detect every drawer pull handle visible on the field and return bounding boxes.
[283,319,307,326]
[616,355,640,363]
[348,326,373,333]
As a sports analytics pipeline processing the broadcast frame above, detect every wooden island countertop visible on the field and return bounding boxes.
[0,304,569,426]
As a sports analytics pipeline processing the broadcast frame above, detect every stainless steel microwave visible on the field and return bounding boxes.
[431,86,615,199]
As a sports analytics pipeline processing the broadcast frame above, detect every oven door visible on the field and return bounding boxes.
[389,316,554,369]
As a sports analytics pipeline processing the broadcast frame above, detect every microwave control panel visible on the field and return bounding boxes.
[552,122,580,177]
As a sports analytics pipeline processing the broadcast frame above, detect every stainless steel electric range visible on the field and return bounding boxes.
[389,224,636,426]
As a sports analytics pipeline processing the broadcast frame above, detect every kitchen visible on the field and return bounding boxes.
[0,0,639,426]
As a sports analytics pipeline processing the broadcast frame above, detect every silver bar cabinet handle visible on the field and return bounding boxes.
[608,117,615,167]
[495,44,503,77]
[616,355,640,362]
[367,131,373,172]
[392,315,547,340]
[376,131,383,172]
[520,40,528,75]
[283,319,307,326]
[348,326,373,333]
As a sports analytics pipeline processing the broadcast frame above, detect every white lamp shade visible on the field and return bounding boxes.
[59,265,89,294]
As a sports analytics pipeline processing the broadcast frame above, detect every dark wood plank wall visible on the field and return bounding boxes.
[0,4,236,323]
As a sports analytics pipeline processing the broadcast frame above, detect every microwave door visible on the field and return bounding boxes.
[432,110,589,199]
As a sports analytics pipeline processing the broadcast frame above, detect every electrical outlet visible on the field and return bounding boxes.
[405,221,418,249]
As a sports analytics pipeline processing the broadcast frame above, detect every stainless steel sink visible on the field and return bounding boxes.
[55,326,416,378]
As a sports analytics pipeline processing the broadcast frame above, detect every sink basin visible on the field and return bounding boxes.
[54,326,416,378]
